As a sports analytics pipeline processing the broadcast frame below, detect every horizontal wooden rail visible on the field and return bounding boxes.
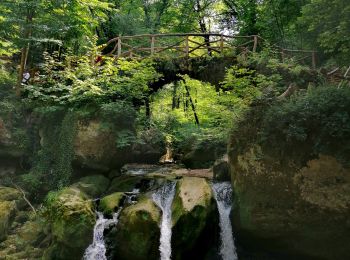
[100,33,317,68]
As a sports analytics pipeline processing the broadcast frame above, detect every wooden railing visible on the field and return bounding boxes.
[100,33,317,68]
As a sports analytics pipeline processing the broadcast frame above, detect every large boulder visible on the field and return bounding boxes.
[212,155,230,181]
[74,120,165,170]
[0,217,48,259]
[74,120,131,170]
[0,201,16,242]
[0,186,25,241]
[99,192,124,215]
[181,138,226,169]
[171,177,217,259]
[229,145,350,259]
[0,117,23,158]
[43,187,95,259]
[71,175,110,198]
[107,196,161,260]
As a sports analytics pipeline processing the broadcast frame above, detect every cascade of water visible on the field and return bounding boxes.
[212,182,238,260]
[83,209,122,260]
[152,182,177,260]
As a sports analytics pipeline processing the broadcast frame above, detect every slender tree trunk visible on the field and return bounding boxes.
[196,0,211,56]
[184,84,199,126]
[145,97,151,120]
[16,11,33,96]
[172,82,178,109]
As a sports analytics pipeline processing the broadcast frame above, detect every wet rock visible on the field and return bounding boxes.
[212,155,230,181]
[181,139,226,169]
[107,196,161,260]
[71,175,110,198]
[171,177,216,259]
[43,187,95,259]
[130,128,166,164]
[99,192,124,215]
[107,175,143,193]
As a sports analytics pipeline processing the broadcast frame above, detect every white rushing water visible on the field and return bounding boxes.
[83,209,121,260]
[152,182,177,260]
[212,182,238,260]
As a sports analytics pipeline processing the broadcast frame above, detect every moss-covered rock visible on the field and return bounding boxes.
[171,177,216,259]
[43,187,95,259]
[0,117,24,158]
[0,201,16,241]
[229,145,350,259]
[107,196,161,260]
[71,175,110,198]
[0,186,25,209]
[107,175,142,193]
[99,192,124,215]
[0,217,48,259]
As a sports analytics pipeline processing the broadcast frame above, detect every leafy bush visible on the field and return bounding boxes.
[260,86,350,165]
[23,52,161,107]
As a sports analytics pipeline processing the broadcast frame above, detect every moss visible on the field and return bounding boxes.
[44,187,95,259]
[109,196,161,260]
[0,201,16,241]
[72,175,110,198]
[107,175,142,193]
[99,192,124,215]
[171,177,215,259]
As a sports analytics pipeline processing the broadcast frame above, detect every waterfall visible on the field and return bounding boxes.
[83,209,121,260]
[152,182,177,260]
[212,182,238,260]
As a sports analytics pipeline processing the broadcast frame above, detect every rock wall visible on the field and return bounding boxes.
[229,144,350,259]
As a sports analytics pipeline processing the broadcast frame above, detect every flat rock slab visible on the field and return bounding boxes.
[121,163,213,179]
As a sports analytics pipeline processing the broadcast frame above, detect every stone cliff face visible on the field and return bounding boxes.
[228,143,350,259]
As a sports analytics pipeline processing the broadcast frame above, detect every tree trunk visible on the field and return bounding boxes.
[184,84,200,126]
[16,11,33,96]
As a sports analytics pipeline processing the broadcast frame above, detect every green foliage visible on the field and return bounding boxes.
[260,85,350,165]
[221,65,272,103]
[246,50,323,91]
[298,0,350,65]
[24,53,161,107]
[100,101,137,148]
[22,107,77,195]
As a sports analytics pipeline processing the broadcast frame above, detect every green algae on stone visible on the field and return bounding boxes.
[99,192,124,215]
[171,177,216,259]
[43,187,95,259]
[108,196,161,260]
[0,201,16,241]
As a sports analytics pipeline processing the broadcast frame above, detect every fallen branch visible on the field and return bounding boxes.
[11,182,37,215]
[344,66,350,78]
[277,83,299,100]
[327,67,339,76]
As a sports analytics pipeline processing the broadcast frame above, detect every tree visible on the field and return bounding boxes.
[298,0,350,65]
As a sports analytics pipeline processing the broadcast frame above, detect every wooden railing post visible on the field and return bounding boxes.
[312,51,316,69]
[220,34,224,54]
[185,35,189,57]
[117,37,121,57]
[151,36,155,55]
[253,35,258,52]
